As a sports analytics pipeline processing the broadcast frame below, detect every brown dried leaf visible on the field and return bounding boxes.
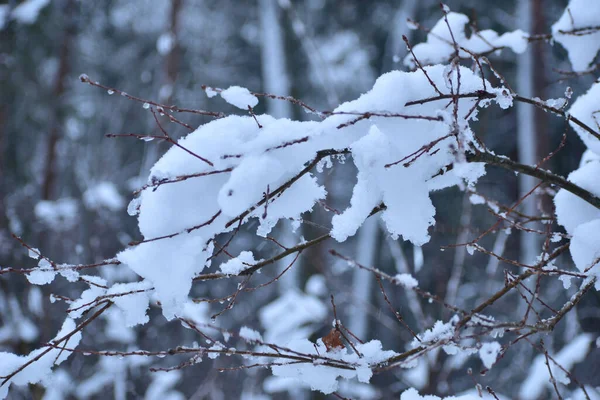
[322,328,344,352]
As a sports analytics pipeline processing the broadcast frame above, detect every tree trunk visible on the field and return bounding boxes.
[41,0,75,201]
[259,0,302,294]
[516,0,542,264]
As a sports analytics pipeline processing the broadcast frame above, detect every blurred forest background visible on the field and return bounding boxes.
[1,0,599,399]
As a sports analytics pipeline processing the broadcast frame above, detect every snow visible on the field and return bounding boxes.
[104,308,136,343]
[127,197,141,216]
[208,343,224,359]
[554,160,600,234]
[263,376,379,399]
[556,147,600,284]
[57,264,79,282]
[75,355,150,399]
[156,32,176,55]
[0,318,81,400]
[118,63,504,321]
[413,246,424,273]
[83,182,125,211]
[239,326,263,343]
[218,155,284,216]
[27,247,40,259]
[118,233,210,320]
[34,198,78,230]
[204,87,218,98]
[567,81,600,155]
[220,86,259,109]
[404,358,429,390]
[41,369,74,400]
[0,6,7,30]
[311,31,374,93]
[404,12,528,68]
[337,380,379,400]
[413,319,455,346]
[28,287,43,316]
[400,388,507,400]
[305,274,327,296]
[554,151,600,289]
[145,371,185,400]
[570,387,600,400]
[26,259,56,285]
[519,334,593,400]
[106,281,152,327]
[494,29,529,54]
[478,341,501,369]
[178,301,210,326]
[259,291,327,343]
[331,66,492,245]
[394,273,419,289]
[331,125,398,242]
[552,0,600,72]
[76,360,122,398]
[453,161,486,188]
[0,297,38,344]
[9,0,50,25]
[570,220,600,286]
[263,376,304,394]
[469,193,485,205]
[67,275,107,319]
[77,66,508,394]
[219,251,257,275]
[270,338,396,394]
[579,149,600,166]
[493,88,514,110]
[559,274,573,290]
